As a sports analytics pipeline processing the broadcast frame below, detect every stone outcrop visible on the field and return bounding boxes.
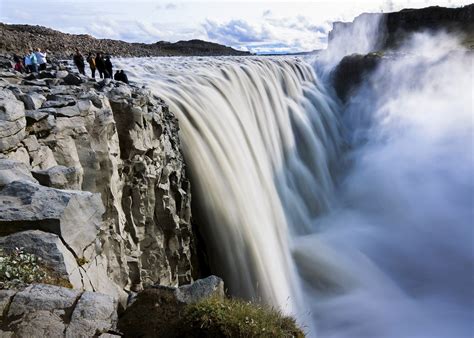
[0,63,197,307]
[0,284,118,337]
[118,275,224,337]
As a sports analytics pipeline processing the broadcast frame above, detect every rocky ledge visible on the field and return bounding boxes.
[0,60,200,305]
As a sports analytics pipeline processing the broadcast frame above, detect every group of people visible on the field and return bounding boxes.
[13,48,47,73]
[73,50,128,83]
[12,48,129,84]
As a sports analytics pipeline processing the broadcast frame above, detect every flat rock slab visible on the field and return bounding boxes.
[0,180,104,257]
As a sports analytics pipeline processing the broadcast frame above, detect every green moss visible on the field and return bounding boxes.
[178,296,305,337]
[0,248,72,290]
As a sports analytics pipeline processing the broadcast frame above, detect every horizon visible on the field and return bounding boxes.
[0,0,471,54]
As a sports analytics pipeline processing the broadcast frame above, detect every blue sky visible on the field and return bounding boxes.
[0,0,470,53]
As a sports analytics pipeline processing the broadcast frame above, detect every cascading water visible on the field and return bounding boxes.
[115,28,473,337]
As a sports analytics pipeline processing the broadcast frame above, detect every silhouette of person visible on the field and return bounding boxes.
[104,55,113,79]
[95,53,106,79]
[73,50,85,75]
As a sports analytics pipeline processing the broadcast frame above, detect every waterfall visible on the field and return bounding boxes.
[115,32,473,336]
[115,57,343,329]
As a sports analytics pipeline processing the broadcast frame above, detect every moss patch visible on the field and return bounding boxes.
[0,248,72,290]
[178,297,304,337]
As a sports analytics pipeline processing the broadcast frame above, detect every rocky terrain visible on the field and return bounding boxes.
[0,54,217,335]
[0,23,251,58]
[329,4,474,101]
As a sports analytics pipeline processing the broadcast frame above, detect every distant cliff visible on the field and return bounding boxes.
[329,4,474,51]
[330,4,474,101]
[0,23,251,57]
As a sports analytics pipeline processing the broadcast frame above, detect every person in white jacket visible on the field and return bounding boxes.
[34,48,47,71]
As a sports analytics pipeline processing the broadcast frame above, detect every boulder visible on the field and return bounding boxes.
[32,165,81,190]
[0,285,118,337]
[118,276,224,337]
[0,159,37,187]
[0,90,26,152]
[66,291,117,337]
[0,180,104,258]
[62,73,83,86]
[20,92,47,110]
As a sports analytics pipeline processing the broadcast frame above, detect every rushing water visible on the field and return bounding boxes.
[115,30,473,337]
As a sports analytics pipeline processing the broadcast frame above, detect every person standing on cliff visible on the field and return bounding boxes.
[34,48,47,71]
[104,55,113,79]
[86,53,96,78]
[73,50,85,75]
[13,55,25,73]
[28,50,38,73]
[95,52,106,78]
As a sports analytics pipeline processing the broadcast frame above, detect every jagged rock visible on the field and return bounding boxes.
[56,104,81,118]
[66,291,117,337]
[0,230,83,288]
[20,92,47,110]
[174,275,224,304]
[119,276,224,337]
[38,71,56,79]
[0,146,30,166]
[62,73,82,86]
[32,165,81,189]
[0,180,104,258]
[1,285,118,337]
[0,159,37,187]
[0,90,26,152]
[42,96,76,108]
[25,109,49,122]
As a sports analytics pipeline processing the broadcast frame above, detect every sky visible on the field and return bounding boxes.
[0,0,471,53]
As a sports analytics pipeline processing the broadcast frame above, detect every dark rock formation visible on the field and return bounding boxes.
[118,275,224,337]
[0,23,251,58]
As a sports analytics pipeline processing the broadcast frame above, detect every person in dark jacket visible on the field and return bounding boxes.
[104,55,113,79]
[73,50,85,75]
[95,52,106,78]
[114,70,129,84]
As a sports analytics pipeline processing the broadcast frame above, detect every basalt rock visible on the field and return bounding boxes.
[0,66,197,308]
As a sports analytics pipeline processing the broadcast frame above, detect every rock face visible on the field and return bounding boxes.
[0,284,117,337]
[0,23,251,58]
[0,64,197,305]
[328,4,474,51]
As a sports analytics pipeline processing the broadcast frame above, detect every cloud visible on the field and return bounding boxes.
[203,13,331,54]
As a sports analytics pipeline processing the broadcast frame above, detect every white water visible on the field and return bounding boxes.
[115,30,473,337]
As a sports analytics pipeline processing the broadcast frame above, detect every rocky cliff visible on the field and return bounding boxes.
[0,23,251,58]
[329,4,474,101]
[0,60,198,308]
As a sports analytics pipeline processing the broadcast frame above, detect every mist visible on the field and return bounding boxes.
[297,31,474,337]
